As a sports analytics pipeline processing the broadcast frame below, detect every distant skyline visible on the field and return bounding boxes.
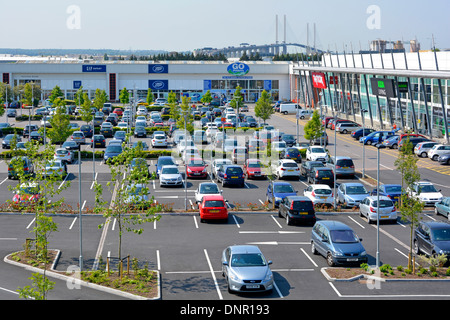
[2,0,448,53]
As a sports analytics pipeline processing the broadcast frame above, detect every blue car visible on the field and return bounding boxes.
[266,181,297,207]
[351,128,375,140]
[311,220,368,267]
[155,156,176,178]
[371,184,403,203]
[216,165,245,187]
[114,130,127,143]
[359,130,396,146]
[103,145,123,163]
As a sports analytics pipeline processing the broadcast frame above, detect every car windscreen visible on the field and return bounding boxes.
[330,230,359,243]
[226,167,243,175]
[346,186,368,195]
[158,158,175,166]
[231,253,266,267]
[432,228,450,241]
[286,148,300,154]
[317,170,333,178]
[188,160,205,166]
[106,146,122,153]
[162,167,179,174]
[419,185,438,193]
[372,200,394,208]
[274,185,295,193]
[336,159,354,167]
[314,188,332,195]
[311,148,325,153]
[200,185,219,194]
[248,162,262,168]
[283,162,298,168]
[384,186,402,193]
[204,200,225,208]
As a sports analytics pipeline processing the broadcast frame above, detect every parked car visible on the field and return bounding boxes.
[23,124,39,138]
[113,108,123,117]
[221,245,273,293]
[398,136,431,152]
[54,148,74,164]
[129,158,150,177]
[155,156,176,178]
[124,183,150,209]
[199,195,228,223]
[428,144,450,161]
[70,131,85,145]
[434,197,450,219]
[91,135,106,148]
[331,119,356,130]
[29,131,44,144]
[216,165,245,187]
[408,181,443,206]
[300,160,325,177]
[159,165,183,187]
[281,134,296,147]
[113,131,127,143]
[247,139,265,152]
[195,182,222,204]
[336,122,361,134]
[370,184,403,204]
[280,147,302,163]
[243,159,266,179]
[151,134,167,148]
[211,159,233,179]
[103,145,123,163]
[337,182,370,208]
[303,184,334,207]
[359,196,398,224]
[325,156,355,178]
[414,141,439,158]
[8,156,34,179]
[80,125,93,138]
[266,181,297,207]
[100,122,114,138]
[43,159,68,179]
[273,159,301,180]
[186,158,208,179]
[306,146,328,162]
[12,182,42,206]
[311,220,368,267]
[351,128,375,140]
[231,147,248,164]
[438,153,450,165]
[2,134,21,149]
[307,167,334,188]
[360,130,396,146]
[379,135,399,149]
[414,221,450,258]
[62,141,80,151]
[278,196,316,226]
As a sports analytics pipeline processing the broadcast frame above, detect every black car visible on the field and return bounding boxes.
[308,167,334,187]
[278,196,316,226]
[281,134,296,147]
[351,128,375,140]
[29,131,44,144]
[91,135,106,148]
[23,124,39,138]
[2,134,21,149]
[438,153,450,165]
[280,147,302,163]
[398,137,431,152]
[134,126,147,138]
[300,161,325,177]
[414,221,450,260]
[105,115,118,126]
[80,125,94,138]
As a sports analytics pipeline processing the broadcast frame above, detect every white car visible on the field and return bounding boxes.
[359,196,398,224]
[211,159,233,178]
[177,139,196,154]
[194,182,223,204]
[151,134,168,148]
[428,144,450,161]
[407,181,443,206]
[272,141,287,153]
[182,146,200,163]
[117,122,129,129]
[205,124,218,138]
[159,165,183,187]
[274,159,301,179]
[306,146,329,162]
[303,184,334,206]
[136,106,148,116]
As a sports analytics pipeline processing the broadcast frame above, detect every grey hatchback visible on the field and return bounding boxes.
[311,220,368,267]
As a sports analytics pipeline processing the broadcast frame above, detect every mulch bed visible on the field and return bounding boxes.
[325,267,450,280]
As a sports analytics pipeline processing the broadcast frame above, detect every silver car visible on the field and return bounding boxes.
[326,156,355,177]
[359,196,398,224]
[54,148,74,164]
[337,182,370,208]
[43,159,68,179]
[159,165,183,187]
[221,245,273,294]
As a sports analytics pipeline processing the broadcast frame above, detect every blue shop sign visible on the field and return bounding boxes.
[227,62,250,76]
[149,80,169,90]
[149,64,169,74]
[82,65,106,73]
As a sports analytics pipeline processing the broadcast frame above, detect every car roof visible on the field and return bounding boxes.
[202,195,225,201]
[272,181,293,186]
[317,220,353,231]
[311,184,332,189]
[421,221,450,229]
[341,182,364,187]
[229,245,262,254]
[286,196,312,201]
[366,196,392,201]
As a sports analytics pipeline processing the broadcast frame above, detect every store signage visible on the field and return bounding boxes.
[149,80,169,90]
[329,76,338,85]
[264,80,272,91]
[398,81,408,93]
[82,65,106,73]
[149,64,169,74]
[227,62,250,76]
[370,78,396,98]
[204,80,212,91]
[311,72,327,89]
[73,81,82,89]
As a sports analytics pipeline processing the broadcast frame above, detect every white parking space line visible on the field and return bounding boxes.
[203,249,223,300]
[271,215,283,229]
[0,177,8,185]
[300,248,318,268]
[424,214,437,221]
[69,217,77,230]
[26,218,35,229]
[156,250,160,271]
[193,216,199,229]
[348,216,365,229]
[58,174,70,189]
[81,200,86,211]
[232,215,241,228]
[273,282,283,298]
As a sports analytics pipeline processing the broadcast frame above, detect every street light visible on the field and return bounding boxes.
[361,109,368,178]
[375,143,386,269]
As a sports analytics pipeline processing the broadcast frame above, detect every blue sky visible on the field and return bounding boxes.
[2,0,448,52]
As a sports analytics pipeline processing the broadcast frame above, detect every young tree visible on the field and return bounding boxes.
[80,93,93,124]
[119,88,129,106]
[228,86,245,112]
[48,86,64,104]
[395,136,424,270]
[303,110,323,144]
[176,96,193,133]
[168,91,180,122]
[200,90,213,105]
[93,89,108,111]
[146,89,154,105]
[47,99,72,145]
[254,90,274,123]
[75,86,85,107]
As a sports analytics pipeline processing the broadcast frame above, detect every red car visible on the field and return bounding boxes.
[243,159,266,179]
[12,183,42,206]
[113,108,123,116]
[322,117,334,127]
[186,158,208,178]
[199,195,228,222]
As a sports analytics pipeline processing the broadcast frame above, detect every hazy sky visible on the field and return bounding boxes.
[2,0,448,52]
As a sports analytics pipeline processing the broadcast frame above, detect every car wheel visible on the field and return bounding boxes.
[367,140,372,145]
[414,240,420,255]
[311,242,318,255]
[278,210,282,218]
[326,253,335,267]
[286,215,291,226]
[392,144,398,149]
[432,155,439,161]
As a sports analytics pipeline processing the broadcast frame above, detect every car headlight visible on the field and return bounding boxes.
[361,251,367,256]
[275,197,282,202]
[264,270,273,281]
[177,177,182,181]
[334,251,343,257]
[229,270,241,282]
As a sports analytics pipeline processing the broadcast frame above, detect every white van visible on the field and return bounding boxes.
[279,103,299,115]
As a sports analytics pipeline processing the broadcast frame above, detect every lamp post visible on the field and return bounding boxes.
[375,144,386,269]
[361,109,368,178]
